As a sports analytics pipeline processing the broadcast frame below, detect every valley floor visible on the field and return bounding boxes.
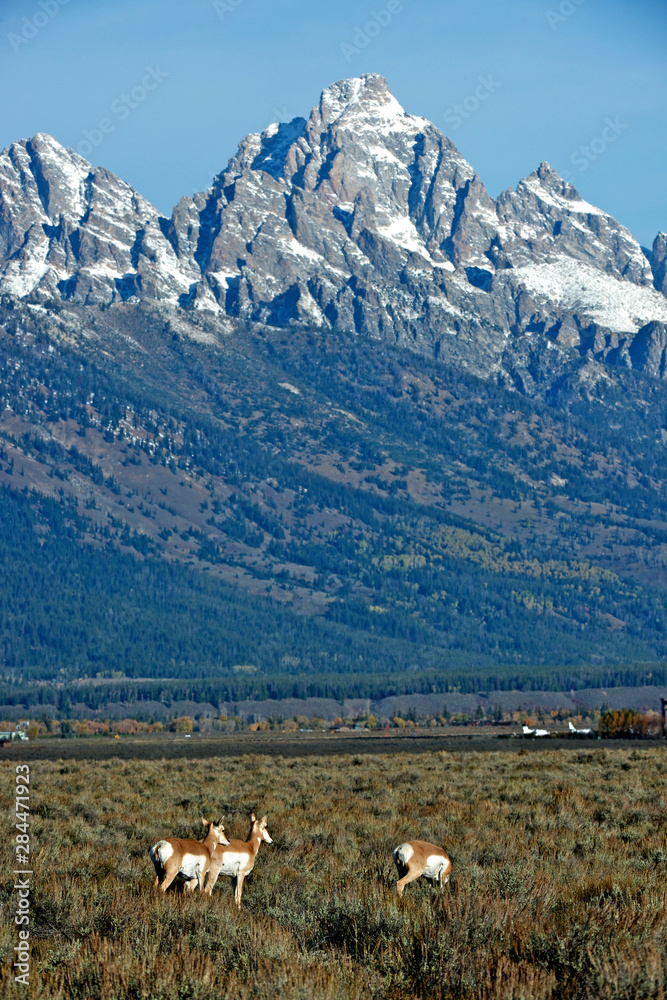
[1,744,665,998]
[0,728,648,763]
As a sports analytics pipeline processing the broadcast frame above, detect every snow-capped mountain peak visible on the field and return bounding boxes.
[315,73,409,127]
[0,76,665,387]
[0,134,199,306]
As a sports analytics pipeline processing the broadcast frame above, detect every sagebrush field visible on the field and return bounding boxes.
[1,746,665,999]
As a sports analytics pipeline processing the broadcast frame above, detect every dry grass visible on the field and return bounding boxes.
[1,746,666,999]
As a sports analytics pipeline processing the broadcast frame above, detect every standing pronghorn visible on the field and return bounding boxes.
[392,840,452,897]
[150,816,229,892]
[204,813,273,906]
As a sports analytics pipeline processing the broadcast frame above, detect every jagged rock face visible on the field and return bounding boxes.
[628,321,667,378]
[170,74,667,379]
[171,74,492,353]
[494,163,652,282]
[652,233,667,295]
[0,134,198,306]
[1,76,667,386]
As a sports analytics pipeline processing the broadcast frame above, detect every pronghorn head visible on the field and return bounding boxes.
[202,815,230,847]
[250,812,273,844]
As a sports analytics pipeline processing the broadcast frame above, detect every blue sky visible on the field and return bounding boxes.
[1,0,665,247]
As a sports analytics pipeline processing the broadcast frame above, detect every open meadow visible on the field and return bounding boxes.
[1,745,666,1000]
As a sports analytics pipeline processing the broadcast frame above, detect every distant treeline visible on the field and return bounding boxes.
[1,663,666,718]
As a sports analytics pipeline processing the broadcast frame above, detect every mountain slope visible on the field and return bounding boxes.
[0,76,666,699]
[1,296,666,689]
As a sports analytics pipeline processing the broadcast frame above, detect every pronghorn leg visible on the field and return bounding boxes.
[184,878,198,892]
[396,867,422,897]
[396,876,412,896]
[204,864,221,896]
[235,872,245,907]
[443,862,452,891]
[158,865,180,892]
[438,863,451,892]
[151,858,163,890]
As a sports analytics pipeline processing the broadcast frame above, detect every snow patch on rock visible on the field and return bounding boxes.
[515,258,667,333]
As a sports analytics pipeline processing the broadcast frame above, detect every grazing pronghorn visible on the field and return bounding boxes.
[204,813,273,906]
[392,840,452,897]
[149,816,229,892]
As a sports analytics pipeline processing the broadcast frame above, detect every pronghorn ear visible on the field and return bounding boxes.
[218,815,224,826]
[201,816,208,827]
[261,815,268,825]
[251,812,256,822]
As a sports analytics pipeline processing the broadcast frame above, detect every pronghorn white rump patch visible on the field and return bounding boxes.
[151,841,174,864]
[393,843,414,865]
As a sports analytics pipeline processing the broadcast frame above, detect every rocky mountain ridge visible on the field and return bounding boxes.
[1,74,666,392]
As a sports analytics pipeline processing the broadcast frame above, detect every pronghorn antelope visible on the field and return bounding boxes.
[392,840,452,897]
[149,816,229,892]
[204,813,273,906]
